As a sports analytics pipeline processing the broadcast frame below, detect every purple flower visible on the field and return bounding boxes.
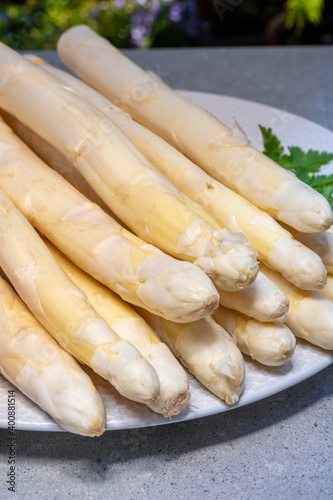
[135,0,147,6]
[150,2,162,16]
[131,24,148,47]
[168,4,183,23]
[131,10,147,26]
[114,0,126,8]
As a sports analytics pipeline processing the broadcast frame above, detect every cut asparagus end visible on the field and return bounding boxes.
[148,387,190,418]
[141,343,190,417]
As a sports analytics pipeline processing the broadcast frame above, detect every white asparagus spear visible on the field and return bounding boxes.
[0,109,113,216]
[45,239,190,418]
[213,305,296,367]
[29,57,328,292]
[318,274,333,302]
[136,309,245,405]
[218,272,290,323]
[286,226,333,273]
[0,276,106,436]
[260,264,333,350]
[0,118,218,322]
[3,115,258,296]
[0,189,160,405]
[57,25,333,233]
[0,45,258,293]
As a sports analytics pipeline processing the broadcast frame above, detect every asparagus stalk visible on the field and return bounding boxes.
[136,309,245,405]
[319,274,333,302]
[0,118,218,322]
[286,226,333,273]
[57,24,333,234]
[218,272,290,323]
[45,239,190,418]
[1,110,113,216]
[0,189,160,405]
[30,57,327,292]
[23,61,261,294]
[0,276,106,436]
[260,264,333,350]
[213,305,296,367]
[3,112,257,296]
[0,44,258,293]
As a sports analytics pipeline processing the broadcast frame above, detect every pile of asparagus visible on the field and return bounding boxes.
[0,25,332,436]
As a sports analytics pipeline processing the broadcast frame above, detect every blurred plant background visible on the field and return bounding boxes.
[0,0,332,50]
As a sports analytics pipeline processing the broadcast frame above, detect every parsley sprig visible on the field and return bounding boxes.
[259,126,333,209]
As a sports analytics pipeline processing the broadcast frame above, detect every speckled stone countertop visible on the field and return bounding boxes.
[0,46,332,500]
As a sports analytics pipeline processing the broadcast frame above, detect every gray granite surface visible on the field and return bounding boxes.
[35,46,333,130]
[0,46,333,500]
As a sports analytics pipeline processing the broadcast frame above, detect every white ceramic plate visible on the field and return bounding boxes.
[0,91,332,432]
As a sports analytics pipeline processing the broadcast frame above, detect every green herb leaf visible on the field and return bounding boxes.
[260,126,333,209]
[259,125,284,163]
[282,146,333,173]
[307,174,333,209]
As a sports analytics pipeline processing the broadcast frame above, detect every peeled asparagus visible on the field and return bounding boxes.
[218,272,290,323]
[0,118,218,322]
[287,227,333,273]
[319,274,333,302]
[31,57,328,292]
[260,264,333,350]
[45,239,190,418]
[213,305,296,366]
[57,24,333,234]
[0,44,258,293]
[1,110,113,216]
[0,276,105,436]
[13,62,260,295]
[137,309,245,405]
[0,189,160,405]
[3,119,257,298]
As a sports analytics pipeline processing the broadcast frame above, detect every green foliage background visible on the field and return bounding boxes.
[0,0,203,50]
[0,1,125,50]
[0,0,328,50]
